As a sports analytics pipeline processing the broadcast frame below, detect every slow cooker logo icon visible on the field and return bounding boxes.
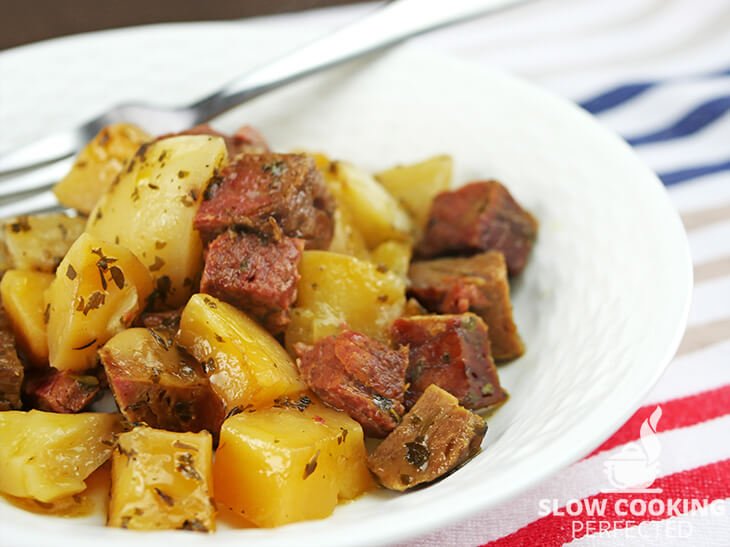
[603,406,663,493]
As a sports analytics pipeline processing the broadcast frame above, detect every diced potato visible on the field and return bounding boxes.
[286,251,406,352]
[109,427,215,531]
[54,123,151,214]
[214,397,373,527]
[0,213,85,272]
[86,135,227,308]
[326,161,412,249]
[45,233,153,372]
[328,206,370,259]
[370,240,412,280]
[178,294,306,413]
[0,270,53,366]
[375,155,452,233]
[0,410,121,502]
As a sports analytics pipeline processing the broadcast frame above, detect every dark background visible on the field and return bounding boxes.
[0,0,365,50]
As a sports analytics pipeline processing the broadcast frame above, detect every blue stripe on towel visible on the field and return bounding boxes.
[659,158,730,185]
[627,95,730,146]
[581,83,655,114]
[579,66,730,115]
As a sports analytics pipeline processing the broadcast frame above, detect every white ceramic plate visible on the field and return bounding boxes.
[0,21,692,547]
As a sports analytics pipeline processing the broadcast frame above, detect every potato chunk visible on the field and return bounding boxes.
[109,427,215,531]
[214,397,373,527]
[376,155,452,233]
[45,233,153,372]
[177,294,306,413]
[54,124,151,214]
[87,135,227,308]
[370,240,412,280]
[285,251,406,352]
[326,161,412,248]
[0,270,53,366]
[0,410,121,502]
[328,205,370,260]
[1,213,85,272]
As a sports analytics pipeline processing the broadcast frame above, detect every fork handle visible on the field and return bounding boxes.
[191,0,528,119]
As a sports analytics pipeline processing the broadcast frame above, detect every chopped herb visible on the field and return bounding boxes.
[158,151,167,162]
[42,303,50,325]
[180,519,208,532]
[262,160,287,178]
[176,452,202,481]
[66,264,77,280]
[303,450,320,479]
[178,170,189,178]
[148,328,169,350]
[376,263,389,273]
[75,375,99,393]
[203,297,217,309]
[149,256,165,272]
[155,240,167,250]
[109,266,125,289]
[377,294,388,303]
[9,216,31,233]
[134,142,150,162]
[202,358,216,373]
[202,173,224,201]
[274,395,311,412]
[441,352,451,363]
[172,440,198,451]
[148,183,159,190]
[83,291,105,315]
[404,439,430,470]
[214,334,224,343]
[154,487,174,506]
[238,257,250,273]
[131,187,140,202]
[72,338,97,351]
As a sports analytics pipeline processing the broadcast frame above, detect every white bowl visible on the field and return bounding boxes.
[0,22,692,547]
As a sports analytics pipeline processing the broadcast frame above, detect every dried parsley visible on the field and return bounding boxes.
[303,449,320,479]
[154,487,174,506]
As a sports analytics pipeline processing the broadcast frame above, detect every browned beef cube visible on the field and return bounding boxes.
[391,313,507,411]
[408,251,524,361]
[0,305,23,410]
[24,369,100,413]
[295,330,409,437]
[367,384,486,491]
[159,123,269,157]
[200,230,304,334]
[417,181,538,276]
[100,328,224,433]
[194,153,335,249]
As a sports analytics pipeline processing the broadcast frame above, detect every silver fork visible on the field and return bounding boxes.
[0,0,527,219]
